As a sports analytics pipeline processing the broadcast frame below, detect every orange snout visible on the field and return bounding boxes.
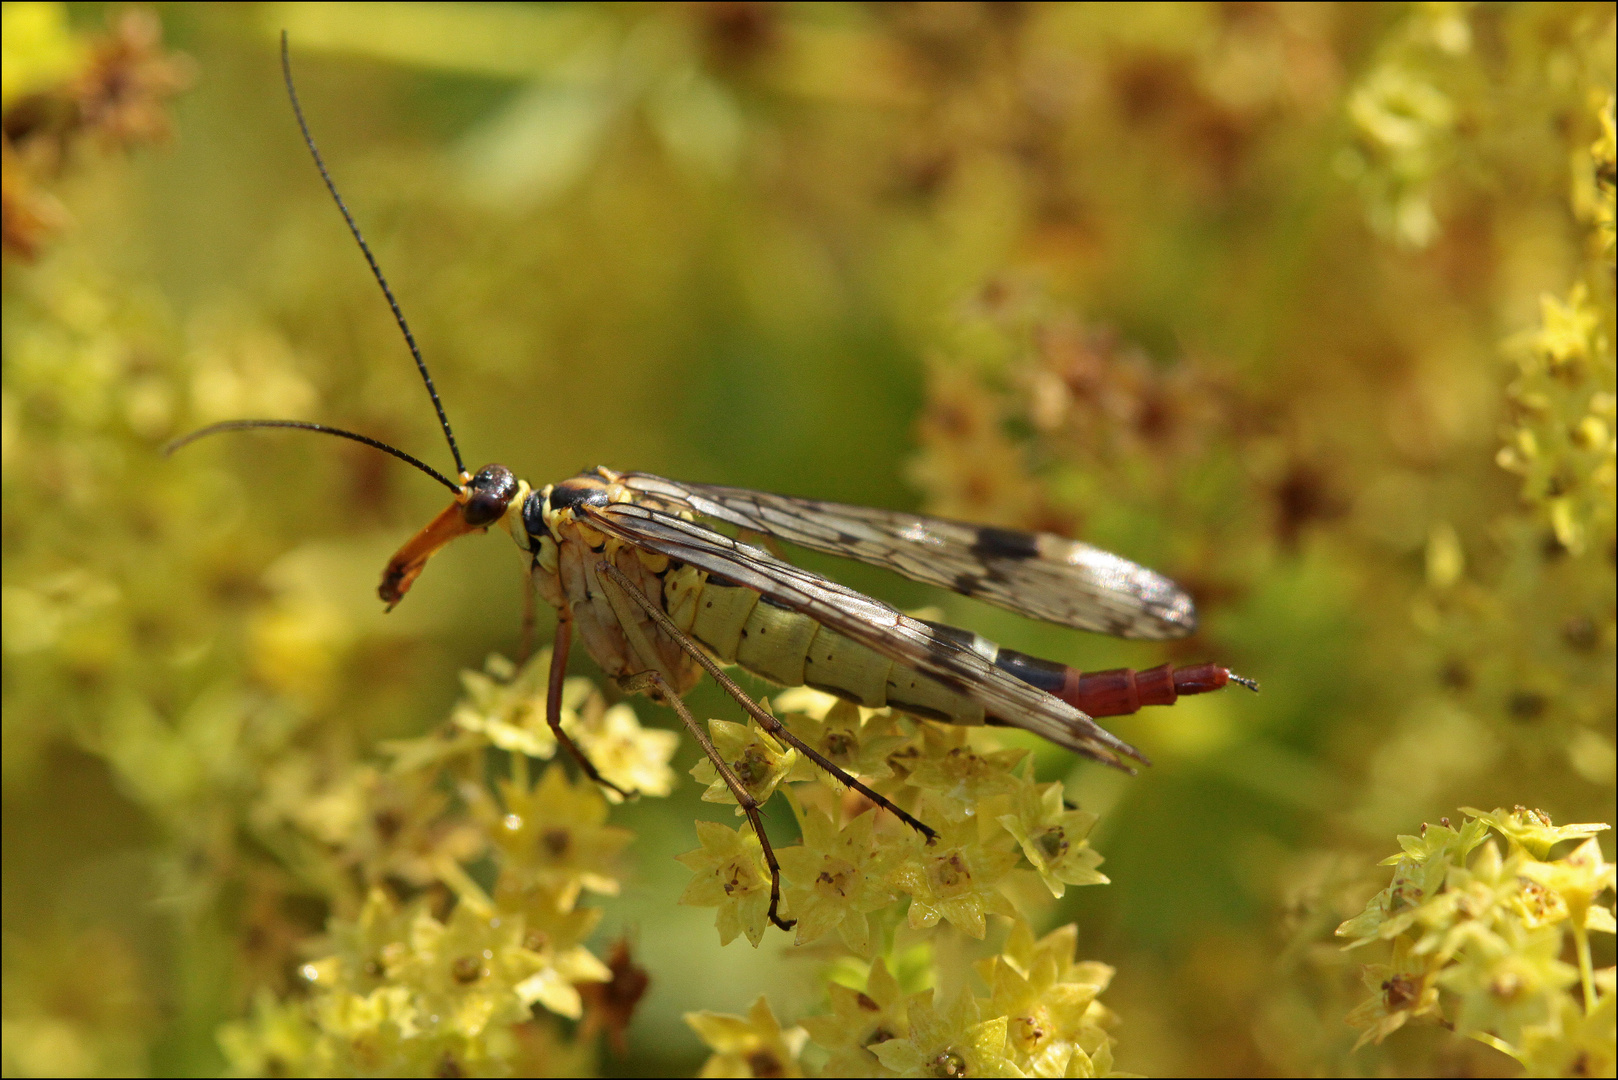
[378,498,480,609]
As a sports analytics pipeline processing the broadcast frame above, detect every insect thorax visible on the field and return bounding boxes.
[498,465,990,727]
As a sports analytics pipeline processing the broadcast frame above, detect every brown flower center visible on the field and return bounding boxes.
[734,743,774,790]
[928,851,972,896]
[822,730,857,761]
[746,1049,785,1077]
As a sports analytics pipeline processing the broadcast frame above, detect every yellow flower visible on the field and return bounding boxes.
[450,652,563,759]
[686,995,808,1078]
[1399,839,1518,963]
[1516,836,1616,933]
[691,718,799,812]
[1463,805,1611,861]
[903,725,1027,822]
[1518,976,1617,1078]
[868,989,1023,1078]
[776,788,898,956]
[782,698,912,788]
[305,888,421,995]
[501,886,612,1021]
[975,919,1119,1078]
[890,810,1018,939]
[994,776,1108,899]
[1336,816,1491,947]
[1437,922,1578,1045]
[217,987,319,1078]
[677,820,775,947]
[568,699,679,800]
[801,957,910,1077]
[1344,935,1443,1048]
[479,764,631,907]
[398,901,549,1038]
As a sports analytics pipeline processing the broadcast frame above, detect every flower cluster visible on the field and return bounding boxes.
[676,693,1109,954]
[2,4,191,259]
[1496,281,1616,558]
[690,916,1123,1079]
[678,691,1128,1077]
[1337,807,1615,1073]
[218,651,675,1076]
[1337,1,1473,249]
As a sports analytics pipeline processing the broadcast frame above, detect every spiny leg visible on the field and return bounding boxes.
[596,560,937,843]
[618,667,794,933]
[546,615,633,800]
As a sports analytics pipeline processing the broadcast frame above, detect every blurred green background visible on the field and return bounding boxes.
[3,2,1613,1076]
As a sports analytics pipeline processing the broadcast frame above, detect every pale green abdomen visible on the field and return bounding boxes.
[665,565,984,725]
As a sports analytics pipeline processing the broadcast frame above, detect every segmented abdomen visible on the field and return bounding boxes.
[661,563,1232,724]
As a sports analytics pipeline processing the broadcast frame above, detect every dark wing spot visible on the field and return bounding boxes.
[969,526,1040,561]
[951,573,982,596]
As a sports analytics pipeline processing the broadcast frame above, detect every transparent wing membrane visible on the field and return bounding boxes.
[621,474,1197,640]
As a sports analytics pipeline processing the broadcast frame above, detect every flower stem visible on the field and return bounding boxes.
[1572,919,1596,1014]
[1468,1030,1526,1065]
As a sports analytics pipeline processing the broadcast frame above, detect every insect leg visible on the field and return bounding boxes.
[617,667,795,933]
[546,616,633,800]
[596,561,938,842]
[520,556,540,666]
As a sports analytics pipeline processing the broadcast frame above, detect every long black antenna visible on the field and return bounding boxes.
[165,420,461,493]
[279,31,466,479]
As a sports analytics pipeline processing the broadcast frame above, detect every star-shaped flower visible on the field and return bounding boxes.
[1462,805,1611,861]
[903,725,1027,822]
[449,651,563,759]
[782,699,912,789]
[776,789,898,955]
[303,888,419,996]
[890,809,1018,939]
[399,900,552,1037]
[1516,836,1616,932]
[677,820,775,947]
[691,719,799,812]
[1399,839,1517,963]
[802,957,910,1077]
[1337,817,1491,947]
[974,919,1117,1078]
[568,700,679,801]
[1518,974,1617,1078]
[1344,934,1444,1048]
[994,777,1108,899]
[502,886,612,1021]
[477,764,632,908]
[1438,922,1578,1046]
[868,989,1023,1078]
[686,995,808,1078]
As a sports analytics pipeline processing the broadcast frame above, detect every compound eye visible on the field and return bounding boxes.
[463,463,517,527]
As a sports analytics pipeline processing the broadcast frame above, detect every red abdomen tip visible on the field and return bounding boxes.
[1059,662,1240,718]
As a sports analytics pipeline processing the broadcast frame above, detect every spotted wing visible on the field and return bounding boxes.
[582,500,1147,769]
[619,473,1196,640]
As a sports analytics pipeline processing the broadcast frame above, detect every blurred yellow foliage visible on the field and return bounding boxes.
[3,3,1613,1077]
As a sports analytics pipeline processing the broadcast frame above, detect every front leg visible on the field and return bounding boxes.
[546,615,633,800]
